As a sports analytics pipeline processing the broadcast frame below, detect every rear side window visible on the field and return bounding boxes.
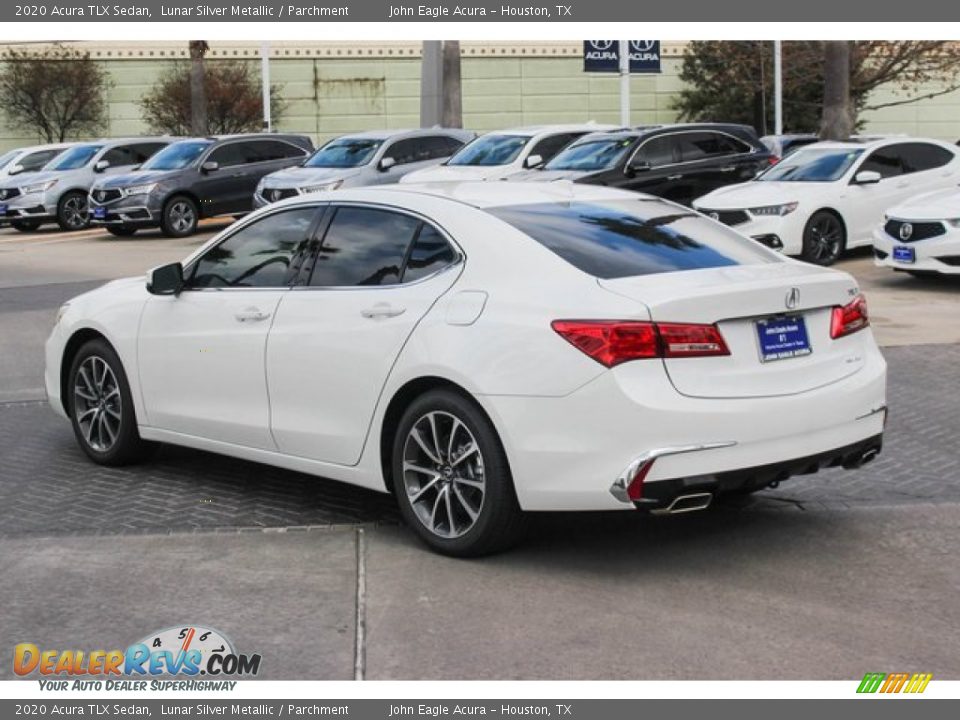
[250,140,307,162]
[635,136,677,167]
[404,225,457,282]
[487,199,777,279]
[310,207,420,286]
[529,133,582,163]
[859,147,907,178]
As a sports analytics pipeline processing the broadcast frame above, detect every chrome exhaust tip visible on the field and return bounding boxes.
[651,492,713,515]
[843,446,880,470]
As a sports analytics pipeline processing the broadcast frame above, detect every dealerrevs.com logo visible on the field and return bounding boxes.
[14,626,261,691]
[857,672,933,694]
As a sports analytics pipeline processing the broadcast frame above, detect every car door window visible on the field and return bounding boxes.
[101,145,139,168]
[309,207,420,287]
[674,132,744,163]
[403,224,458,282]
[208,143,251,168]
[129,143,168,163]
[635,136,677,167]
[529,133,582,163]
[20,149,59,171]
[384,139,424,166]
[249,140,306,163]
[420,135,465,160]
[898,142,955,173]
[188,207,318,288]
[859,146,907,178]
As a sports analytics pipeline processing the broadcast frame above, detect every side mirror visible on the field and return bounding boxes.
[7,164,24,176]
[146,262,184,296]
[201,160,219,174]
[379,157,396,172]
[94,160,110,173]
[524,154,544,169]
[853,170,881,185]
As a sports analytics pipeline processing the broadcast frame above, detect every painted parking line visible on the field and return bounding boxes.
[0,229,102,245]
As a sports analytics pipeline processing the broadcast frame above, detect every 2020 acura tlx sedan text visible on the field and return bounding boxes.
[45,182,887,556]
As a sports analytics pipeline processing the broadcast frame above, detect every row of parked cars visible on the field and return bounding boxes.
[2,123,959,274]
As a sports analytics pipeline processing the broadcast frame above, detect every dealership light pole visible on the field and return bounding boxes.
[261,41,272,132]
[619,40,630,126]
[773,40,783,135]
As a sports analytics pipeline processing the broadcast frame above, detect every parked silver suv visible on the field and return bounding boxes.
[0,142,77,230]
[253,128,475,208]
[0,138,172,231]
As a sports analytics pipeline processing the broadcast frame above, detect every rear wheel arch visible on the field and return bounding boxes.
[379,376,506,495]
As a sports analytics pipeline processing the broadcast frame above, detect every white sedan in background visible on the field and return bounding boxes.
[873,188,960,276]
[46,183,886,556]
[694,138,960,265]
[399,124,619,183]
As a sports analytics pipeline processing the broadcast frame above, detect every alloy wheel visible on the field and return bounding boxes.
[808,215,843,263]
[62,195,88,229]
[402,411,485,539]
[168,201,196,234]
[73,355,122,452]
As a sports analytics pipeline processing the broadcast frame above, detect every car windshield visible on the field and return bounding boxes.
[48,145,103,171]
[305,138,383,168]
[757,148,864,182]
[545,137,636,171]
[488,199,777,279]
[447,134,529,167]
[141,141,212,170]
[0,150,18,170]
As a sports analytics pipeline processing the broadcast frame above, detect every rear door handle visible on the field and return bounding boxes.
[720,165,737,172]
[235,307,271,323]
[361,303,406,319]
[667,174,683,181]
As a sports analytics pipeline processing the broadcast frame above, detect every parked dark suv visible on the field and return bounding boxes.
[88,134,314,237]
[508,124,774,206]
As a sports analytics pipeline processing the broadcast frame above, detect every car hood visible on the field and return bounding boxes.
[95,170,180,189]
[886,187,960,222]
[261,167,361,187]
[695,181,820,209]
[3,169,62,189]
[402,165,512,183]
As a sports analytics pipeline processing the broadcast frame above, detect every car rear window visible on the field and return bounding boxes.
[487,199,778,278]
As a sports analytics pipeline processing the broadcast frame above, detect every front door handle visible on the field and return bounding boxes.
[235,307,271,323]
[720,165,737,173]
[667,174,683,181]
[361,303,406,319]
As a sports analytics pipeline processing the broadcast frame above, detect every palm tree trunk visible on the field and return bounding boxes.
[189,40,209,136]
[820,41,853,140]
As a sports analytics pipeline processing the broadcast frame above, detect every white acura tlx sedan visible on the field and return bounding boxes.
[46,182,887,556]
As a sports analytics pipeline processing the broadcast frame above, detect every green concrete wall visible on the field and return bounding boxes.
[1,50,958,151]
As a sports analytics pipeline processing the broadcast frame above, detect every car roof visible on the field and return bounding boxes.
[485,123,623,138]
[276,179,650,211]
[568,123,761,142]
[12,141,82,154]
[327,128,473,141]
[90,137,177,147]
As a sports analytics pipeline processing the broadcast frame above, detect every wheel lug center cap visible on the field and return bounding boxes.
[441,466,453,479]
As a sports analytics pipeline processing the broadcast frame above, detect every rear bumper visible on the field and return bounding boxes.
[480,343,887,511]
[632,432,883,511]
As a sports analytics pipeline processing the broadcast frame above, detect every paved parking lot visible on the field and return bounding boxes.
[1,221,959,680]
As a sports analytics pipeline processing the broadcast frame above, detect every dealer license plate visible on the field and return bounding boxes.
[756,315,812,363]
[892,245,915,263]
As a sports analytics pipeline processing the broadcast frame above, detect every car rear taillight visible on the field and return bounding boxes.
[551,320,729,368]
[769,155,781,165]
[830,295,870,339]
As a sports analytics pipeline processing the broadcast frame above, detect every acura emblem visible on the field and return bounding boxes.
[271,189,282,202]
[785,287,801,310]
[899,222,913,241]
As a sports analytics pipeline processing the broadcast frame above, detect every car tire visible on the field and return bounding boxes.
[106,225,138,237]
[392,389,526,557]
[800,210,846,266]
[67,338,153,466]
[160,195,199,237]
[56,191,90,231]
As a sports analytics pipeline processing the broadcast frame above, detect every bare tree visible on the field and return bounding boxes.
[0,43,111,142]
[189,40,209,136]
[141,59,286,136]
[821,41,854,139]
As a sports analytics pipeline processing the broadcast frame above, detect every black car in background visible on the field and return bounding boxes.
[88,133,314,237]
[508,124,775,206]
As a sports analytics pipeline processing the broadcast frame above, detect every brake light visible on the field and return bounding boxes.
[551,320,729,367]
[769,155,780,165]
[830,295,869,339]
